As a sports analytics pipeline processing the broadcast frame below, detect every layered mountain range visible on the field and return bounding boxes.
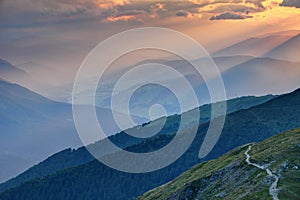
[0,87,300,199]
[0,29,299,199]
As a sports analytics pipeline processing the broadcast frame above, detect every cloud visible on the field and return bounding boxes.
[210,12,252,20]
[102,1,201,22]
[0,0,295,26]
[106,15,135,21]
[176,11,190,17]
[0,0,103,27]
[105,9,146,22]
[197,0,266,14]
[152,3,166,11]
[201,4,264,14]
[12,0,100,15]
[0,0,214,25]
[97,0,130,9]
[280,0,300,8]
[189,0,268,21]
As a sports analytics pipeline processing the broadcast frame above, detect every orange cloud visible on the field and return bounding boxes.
[97,0,130,9]
[106,15,136,21]
[262,0,282,8]
[155,3,166,10]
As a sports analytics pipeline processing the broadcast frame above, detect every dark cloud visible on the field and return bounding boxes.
[210,12,252,20]
[280,0,300,8]
[245,0,265,9]
[0,0,102,27]
[176,11,189,17]
[114,10,146,17]
[205,4,263,14]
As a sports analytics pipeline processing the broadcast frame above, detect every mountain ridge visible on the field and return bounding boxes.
[265,33,300,62]
[212,35,292,57]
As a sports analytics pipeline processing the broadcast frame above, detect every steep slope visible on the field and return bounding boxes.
[0,89,300,200]
[0,80,143,183]
[265,33,300,62]
[138,128,300,200]
[0,94,274,192]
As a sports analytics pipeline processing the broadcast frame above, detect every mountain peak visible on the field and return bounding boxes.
[0,59,27,81]
[265,33,300,62]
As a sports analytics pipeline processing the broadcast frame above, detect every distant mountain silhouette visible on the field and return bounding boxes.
[265,33,300,62]
[0,80,81,183]
[213,35,292,57]
[0,80,144,183]
[0,59,27,81]
[221,57,300,96]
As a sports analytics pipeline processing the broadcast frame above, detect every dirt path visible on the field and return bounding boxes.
[244,145,279,200]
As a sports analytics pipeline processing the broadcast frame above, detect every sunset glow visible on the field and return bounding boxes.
[0,0,299,99]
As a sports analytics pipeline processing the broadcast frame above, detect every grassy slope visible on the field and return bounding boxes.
[138,128,300,200]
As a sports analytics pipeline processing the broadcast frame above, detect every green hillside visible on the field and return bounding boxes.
[138,128,300,200]
[1,89,299,200]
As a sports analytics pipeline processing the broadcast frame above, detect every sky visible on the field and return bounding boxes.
[0,0,300,100]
